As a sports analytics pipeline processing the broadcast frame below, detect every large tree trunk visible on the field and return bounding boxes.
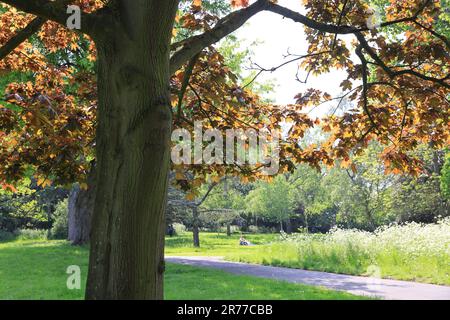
[68,163,96,245]
[86,1,178,300]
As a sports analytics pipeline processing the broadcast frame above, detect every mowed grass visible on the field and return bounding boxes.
[165,263,364,300]
[0,239,364,300]
[165,232,277,257]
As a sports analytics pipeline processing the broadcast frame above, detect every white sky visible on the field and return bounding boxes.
[233,0,352,113]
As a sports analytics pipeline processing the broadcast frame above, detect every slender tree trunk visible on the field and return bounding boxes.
[285,218,292,234]
[226,223,231,236]
[86,1,178,300]
[192,207,200,247]
[304,211,309,233]
[364,202,375,231]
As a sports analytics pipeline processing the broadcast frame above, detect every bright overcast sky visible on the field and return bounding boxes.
[233,0,353,112]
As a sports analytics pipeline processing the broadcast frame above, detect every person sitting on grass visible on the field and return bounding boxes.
[239,235,250,246]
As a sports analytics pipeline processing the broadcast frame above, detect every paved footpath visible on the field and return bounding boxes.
[166,256,450,300]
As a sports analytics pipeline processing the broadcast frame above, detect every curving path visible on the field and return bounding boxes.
[166,256,450,300]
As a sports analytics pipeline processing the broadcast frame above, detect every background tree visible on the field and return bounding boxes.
[441,151,450,199]
[246,175,294,232]
[200,177,246,235]
[386,145,448,223]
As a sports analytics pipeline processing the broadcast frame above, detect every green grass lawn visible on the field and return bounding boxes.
[165,232,276,256]
[0,239,364,300]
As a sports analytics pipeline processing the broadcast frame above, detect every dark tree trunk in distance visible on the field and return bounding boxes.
[192,207,200,247]
[285,218,292,234]
[68,185,93,245]
[68,163,96,245]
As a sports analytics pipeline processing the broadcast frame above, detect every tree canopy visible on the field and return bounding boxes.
[0,0,448,192]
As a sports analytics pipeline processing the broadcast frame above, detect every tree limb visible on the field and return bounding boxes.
[0,17,46,61]
[355,32,450,89]
[177,53,200,120]
[0,0,98,34]
[170,0,270,74]
[170,0,435,75]
[1,0,70,24]
[196,180,221,206]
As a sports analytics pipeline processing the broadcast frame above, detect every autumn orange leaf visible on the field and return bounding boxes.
[231,0,249,8]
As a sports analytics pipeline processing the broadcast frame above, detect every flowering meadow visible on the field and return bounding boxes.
[229,218,450,285]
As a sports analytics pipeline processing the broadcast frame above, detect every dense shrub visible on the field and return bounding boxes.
[49,199,68,240]
[172,223,186,235]
[218,225,240,234]
[0,229,15,242]
[15,229,47,240]
[441,152,450,199]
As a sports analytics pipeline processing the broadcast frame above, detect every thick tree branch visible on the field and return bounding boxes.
[265,0,434,34]
[170,0,270,74]
[177,53,200,119]
[0,0,99,34]
[0,17,46,61]
[170,0,435,75]
[1,0,71,24]
[265,2,358,34]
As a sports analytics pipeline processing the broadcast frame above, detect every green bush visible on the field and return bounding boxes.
[172,223,186,235]
[218,225,240,234]
[50,199,68,240]
[441,152,450,199]
[15,229,47,240]
[0,229,16,242]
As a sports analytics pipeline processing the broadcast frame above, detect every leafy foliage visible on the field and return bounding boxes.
[441,151,450,199]
[49,198,68,240]
[0,0,448,196]
[240,142,448,231]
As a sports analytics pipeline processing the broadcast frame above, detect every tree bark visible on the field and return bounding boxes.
[68,186,93,245]
[192,207,200,247]
[85,1,178,300]
[226,223,231,236]
[68,163,95,245]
